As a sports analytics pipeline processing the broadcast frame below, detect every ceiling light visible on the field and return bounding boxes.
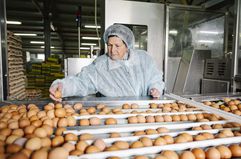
[14,33,37,36]
[81,43,97,46]
[82,37,101,40]
[30,41,44,44]
[41,46,55,49]
[198,40,214,43]
[84,25,101,29]
[169,30,178,35]
[199,31,219,34]
[6,21,22,25]
[80,47,90,50]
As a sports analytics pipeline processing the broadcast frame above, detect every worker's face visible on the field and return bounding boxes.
[107,36,128,60]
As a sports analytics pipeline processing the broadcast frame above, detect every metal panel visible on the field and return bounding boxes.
[201,79,230,94]
[105,0,165,71]
[64,58,94,76]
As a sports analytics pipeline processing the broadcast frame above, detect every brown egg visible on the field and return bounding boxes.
[172,115,181,122]
[133,131,146,136]
[6,144,22,153]
[8,121,19,129]
[69,149,83,156]
[52,136,64,147]
[54,108,66,118]
[55,127,66,136]
[155,115,164,122]
[179,114,188,121]
[31,120,42,127]
[146,116,155,123]
[157,127,169,133]
[229,144,241,157]
[130,141,144,148]
[194,135,206,141]
[105,145,119,151]
[163,115,172,122]
[191,148,205,159]
[65,133,78,141]
[201,132,214,139]
[105,118,117,125]
[57,118,68,127]
[19,119,30,128]
[79,133,93,140]
[93,139,106,151]
[34,127,47,138]
[216,145,232,159]
[41,125,53,136]
[220,129,234,137]
[55,90,62,99]
[102,107,111,113]
[163,135,174,144]
[73,103,83,110]
[89,117,101,126]
[76,140,89,152]
[154,155,168,159]
[192,126,203,130]
[196,114,204,120]
[128,116,138,124]
[180,151,195,159]
[154,137,167,146]
[205,147,221,159]
[7,152,28,159]
[109,132,121,138]
[25,137,42,150]
[31,149,48,159]
[131,103,139,109]
[134,156,149,159]
[188,114,197,121]
[179,133,193,142]
[122,103,131,109]
[161,150,179,159]
[49,147,68,159]
[145,129,158,135]
[41,137,51,147]
[85,145,101,154]
[62,142,75,152]
[113,141,129,149]
[175,135,187,143]
[6,135,20,144]
[139,137,153,147]
[137,115,146,123]
[107,157,121,159]
[212,124,223,129]
[79,119,90,126]
[96,104,105,110]
[87,107,96,114]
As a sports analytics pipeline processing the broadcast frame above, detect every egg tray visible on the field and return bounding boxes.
[64,120,228,137]
[68,135,241,159]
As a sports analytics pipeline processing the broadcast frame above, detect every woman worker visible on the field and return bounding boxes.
[49,24,165,101]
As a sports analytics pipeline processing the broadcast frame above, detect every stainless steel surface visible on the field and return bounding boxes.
[64,58,94,76]
[62,95,175,106]
[167,93,241,123]
[201,79,230,94]
[105,0,165,71]
[173,49,211,95]
[166,57,181,92]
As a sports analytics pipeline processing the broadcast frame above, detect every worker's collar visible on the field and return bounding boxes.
[108,49,139,70]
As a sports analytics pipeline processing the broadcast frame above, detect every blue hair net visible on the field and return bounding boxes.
[103,24,135,49]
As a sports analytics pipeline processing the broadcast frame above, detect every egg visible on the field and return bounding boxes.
[6,135,20,144]
[34,127,47,138]
[25,137,42,150]
[201,132,214,139]
[180,151,195,159]
[87,107,96,114]
[69,149,83,156]
[31,149,48,159]
[216,145,232,159]
[139,137,153,147]
[133,131,146,136]
[163,135,174,144]
[175,135,187,143]
[137,115,146,123]
[105,145,119,151]
[79,133,93,140]
[105,118,117,125]
[179,133,193,142]
[65,133,78,141]
[163,115,172,122]
[205,147,221,159]
[146,116,155,123]
[188,114,197,121]
[157,127,169,133]
[109,132,121,138]
[55,108,66,118]
[89,117,101,125]
[113,141,129,149]
[62,142,75,152]
[79,119,90,126]
[93,139,106,151]
[107,157,121,159]
[196,114,204,120]
[154,137,167,146]
[73,103,83,110]
[212,124,223,129]
[55,90,62,99]
[145,129,158,135]
[8,121,19,129]
[85,145,101,154]
[57,118,68,127]
[41,124,53,136]
[6,144,22,153]
[154,155,168,159]
[172,115,181,122]
[194,135,206,141]
[96,104,106,110]
[52,136,64,147]
[122,103,131,109]
[0,127,12,136]
[134,156,149,159]
[220,129,234,137]
[76,140,89,152]
[7,152,28,159]
[24,125,36,135]
[155,115,164,122]
[130,141,144,148]
[19,119,30,128]
[49,147,68,159]
[41,137,51,147]
[55,127,66,136]
[128,116,138,124]
[229,144,241,157]
[192,126,203,130]
[161,150,179,159]
[191,148,205,159]
[31,120,42,127]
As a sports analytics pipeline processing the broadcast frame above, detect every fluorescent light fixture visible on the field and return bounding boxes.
[80,47,90,50]
[82,37,101,40]
[84,25,101,29]
[81,43,97,46]
[14,33,37,36]
[30,41,44,44]
[198,40,214,43]
[41,46,55,49]
[199,31,219,34]
[6,21,22,25]
[169,30,178,35]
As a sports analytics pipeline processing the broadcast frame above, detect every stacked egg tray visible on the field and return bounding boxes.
[60,95,241,159]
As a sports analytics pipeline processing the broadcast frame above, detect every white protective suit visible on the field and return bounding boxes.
[51,24,165,97]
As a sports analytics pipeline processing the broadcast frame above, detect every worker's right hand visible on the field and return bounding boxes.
[49,82,63,102]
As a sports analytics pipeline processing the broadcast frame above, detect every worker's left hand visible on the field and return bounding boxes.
[150,88,160,98]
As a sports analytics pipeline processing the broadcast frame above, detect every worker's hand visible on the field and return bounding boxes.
[49,82,63,102]
[150,88,160,98]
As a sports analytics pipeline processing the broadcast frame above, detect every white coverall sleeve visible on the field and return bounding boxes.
[145,55,165,95]
[51,64,97,97]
